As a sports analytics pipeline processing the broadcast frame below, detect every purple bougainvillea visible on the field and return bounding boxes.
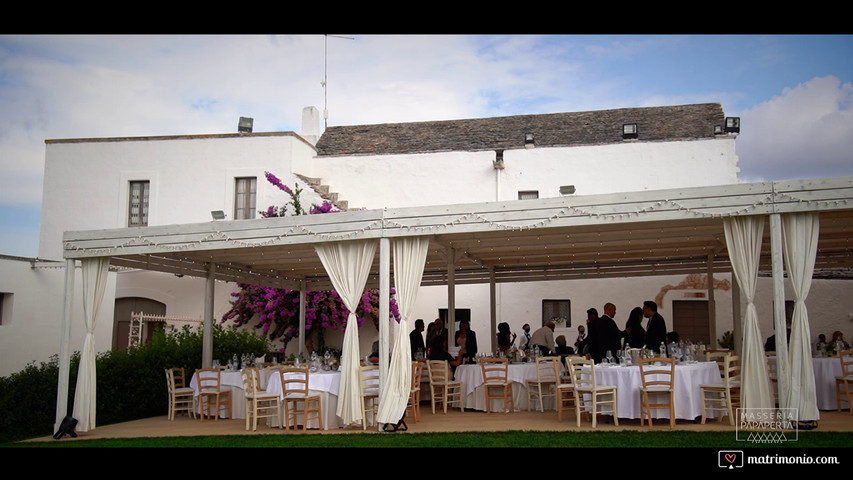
[221,172,398,350]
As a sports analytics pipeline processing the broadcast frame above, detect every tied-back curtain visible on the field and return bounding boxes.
[782,212,820,421]
[377,237,430,423]
[314,240,377,426]
[71,257,110,432]
[724,216,773,409]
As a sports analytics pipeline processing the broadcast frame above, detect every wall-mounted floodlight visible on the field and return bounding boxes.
[238,117,254,133]
[559,185,576,195]
[211,210,226,220]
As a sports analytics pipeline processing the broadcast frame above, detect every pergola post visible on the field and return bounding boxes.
[202,262,216,368]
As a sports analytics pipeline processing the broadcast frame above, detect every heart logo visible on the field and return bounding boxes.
[725,454,736,464]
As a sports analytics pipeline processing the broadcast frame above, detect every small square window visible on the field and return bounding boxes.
[518,190,539,200]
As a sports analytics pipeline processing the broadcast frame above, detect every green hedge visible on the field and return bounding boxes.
[0,323,270,444]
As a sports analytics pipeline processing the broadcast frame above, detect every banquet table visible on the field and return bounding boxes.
[189,369,271,420]
[584,361,721,420]
[812,356,843,410]
[265,369,344,430]
[454,362,560,412]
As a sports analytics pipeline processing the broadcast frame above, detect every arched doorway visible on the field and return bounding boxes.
[113,297,166,351]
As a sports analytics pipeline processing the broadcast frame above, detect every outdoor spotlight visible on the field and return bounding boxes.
[559,185,576,195]
[211,210,226,220]
[622,123,638,139]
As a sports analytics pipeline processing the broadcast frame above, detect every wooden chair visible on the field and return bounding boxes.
[407,361,424,423]
[195,368,232,421]
[240,367,281,431]
[426,360,464,414]
[359,365,380,429]
[836,349,853,414]
[280,366,323,431]
[567,356,618,428]
[526,356,559,412]
[480,357,514,414]
[638,357,676,429]
[556,356,577,422]
[700,353,740,425]
[165,367,195,420]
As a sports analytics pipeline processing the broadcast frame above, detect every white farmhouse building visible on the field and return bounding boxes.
[2,103,851,379]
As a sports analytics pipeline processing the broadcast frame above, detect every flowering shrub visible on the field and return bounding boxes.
[221,172,399,351]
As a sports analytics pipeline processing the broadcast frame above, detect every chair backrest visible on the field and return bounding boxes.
[241,367,263,396]
[411,361,424,390]
[360,365,380,395]
[480,357,509,384]
[280,366,311,396]
[169,367,186,389]
[536,356,560,384]
[766,354,778,381]
[840,350,853,378]
[427,360,451,384]
[568,356,595,390]
[721,354,740,386]
[165,368,176,392]
[706,350,733,375]
[638,357,676,389]
[196,368,222,393]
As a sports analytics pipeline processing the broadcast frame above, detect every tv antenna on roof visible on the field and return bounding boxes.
[322,34,354,129]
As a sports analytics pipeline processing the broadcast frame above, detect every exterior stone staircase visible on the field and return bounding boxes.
[294,174,354,211]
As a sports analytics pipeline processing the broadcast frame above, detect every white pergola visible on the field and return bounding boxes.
[56,177,853,431]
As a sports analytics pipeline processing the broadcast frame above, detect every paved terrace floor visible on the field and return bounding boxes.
[28,407,853,442]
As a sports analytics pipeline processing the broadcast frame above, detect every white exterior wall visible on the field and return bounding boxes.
[309,138,740,209]
[40,134,318,260]
[0,257,115,377]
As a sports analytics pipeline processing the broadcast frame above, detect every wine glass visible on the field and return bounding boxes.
[605,350,614,365]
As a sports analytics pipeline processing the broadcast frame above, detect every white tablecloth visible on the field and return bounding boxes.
[588,361,721,420]
[265,370,343,430]
[812,356,843,410]
[455,362,557,412]
[189,369,270,420]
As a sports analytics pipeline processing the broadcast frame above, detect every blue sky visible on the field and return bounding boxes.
[0,34,851,258]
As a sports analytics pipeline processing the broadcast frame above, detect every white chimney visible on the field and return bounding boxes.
[301,106,322,145]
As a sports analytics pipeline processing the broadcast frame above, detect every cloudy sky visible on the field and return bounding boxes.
[1,34,851,258]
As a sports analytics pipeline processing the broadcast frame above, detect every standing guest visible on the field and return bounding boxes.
[410,318,426,360]
[455,319,478,362]
[518,323,532,352]
[623,306,646,349]
[574,324,586,352]
[591,302,623,364]
[432,318,449,342]
[530,321,557,356]
[578,308,598,356]
[642,300,667,353]
[497,322,517,353]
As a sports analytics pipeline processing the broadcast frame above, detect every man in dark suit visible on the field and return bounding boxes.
[410,318,425,360]
[593,302,624,363]
[642,300,667,353]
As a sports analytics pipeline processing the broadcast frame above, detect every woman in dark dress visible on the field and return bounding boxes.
[624,306,646,349]
[497,322,516,353]
[454,319,478,362]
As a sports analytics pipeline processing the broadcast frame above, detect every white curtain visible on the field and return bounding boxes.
[782,212,820,421]
[377,237,429,423]
[314,240,377,426]
[724,216,773,409]
[71,257,110,432]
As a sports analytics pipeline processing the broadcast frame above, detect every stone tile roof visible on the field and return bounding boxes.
[315,103,726,157]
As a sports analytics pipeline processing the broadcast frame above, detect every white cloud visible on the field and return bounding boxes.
[737,75,853,182]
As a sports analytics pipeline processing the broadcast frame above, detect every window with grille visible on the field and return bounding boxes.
[234,177,257,220]
[542,299,571,327]
[128,180,150,226]
[518,190,539,200]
